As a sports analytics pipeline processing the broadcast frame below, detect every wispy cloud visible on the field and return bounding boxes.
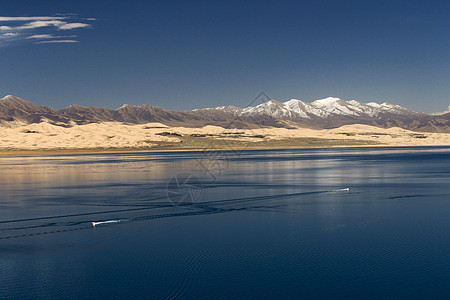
[0,14,95,47]
[58,23,91,30]
[26,34,77,39]
[18,20,66,30]
[0,16,66,21]
[36,40,78,44]
[26,34,55,39]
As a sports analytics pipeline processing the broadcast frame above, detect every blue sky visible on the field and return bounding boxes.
[1,0,449,113]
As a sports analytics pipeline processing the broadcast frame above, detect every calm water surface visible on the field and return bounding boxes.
[1,147,450,299]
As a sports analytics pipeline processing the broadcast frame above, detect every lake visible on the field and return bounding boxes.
[1,147,450,299]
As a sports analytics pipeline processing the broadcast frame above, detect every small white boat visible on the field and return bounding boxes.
[334,187,350,192]
[91,220,122,227]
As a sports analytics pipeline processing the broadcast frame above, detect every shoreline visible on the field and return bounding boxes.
[1,143,450,157]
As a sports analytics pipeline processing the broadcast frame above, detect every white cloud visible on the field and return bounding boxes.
[0,15,95,47]
[0,16,66,22]
[3,20,91,31]
[27,34,77,39]
[36,39,79,44]
[26,34,54,39]
[18,20,66,30]
[58,23,91,30]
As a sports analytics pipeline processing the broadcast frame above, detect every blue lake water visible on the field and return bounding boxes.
[1,147,450,299]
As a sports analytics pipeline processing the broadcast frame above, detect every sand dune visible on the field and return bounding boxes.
[1,121,450,153]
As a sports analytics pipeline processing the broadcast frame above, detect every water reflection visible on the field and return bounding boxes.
[1,147,450,298]
[1,147,449,239]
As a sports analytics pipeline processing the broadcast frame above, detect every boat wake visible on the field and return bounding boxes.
[91,219,126,227]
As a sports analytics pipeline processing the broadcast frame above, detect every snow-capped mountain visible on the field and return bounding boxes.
[1,95,450,132]
[203,96,424,120]
[241,100,293,118]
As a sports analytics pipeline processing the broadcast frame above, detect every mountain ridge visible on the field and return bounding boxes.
[1,95,450,132]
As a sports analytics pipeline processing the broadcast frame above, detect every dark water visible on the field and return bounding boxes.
[1,147,450,299]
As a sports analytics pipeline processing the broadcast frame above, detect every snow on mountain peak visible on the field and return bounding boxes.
[367,102,382,108]
[258,99,282,108]
[193,96,421,120]
[284,99,302,105]
[312,97,342,106]
[347,100,361,106]
[117,104,132,110]
[282,99,324,118]
[241,99,292,118]
[309,97,365,116]
[1,95,24,102]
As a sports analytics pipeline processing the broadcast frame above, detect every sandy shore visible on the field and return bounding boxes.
[1,122,450,156]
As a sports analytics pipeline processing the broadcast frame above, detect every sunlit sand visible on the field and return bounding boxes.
[1,121,450,155]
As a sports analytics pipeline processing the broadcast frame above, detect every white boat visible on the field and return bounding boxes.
[91,220,122,227]
[334,187,350,192]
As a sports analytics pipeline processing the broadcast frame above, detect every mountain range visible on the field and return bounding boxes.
[1,95,450,132]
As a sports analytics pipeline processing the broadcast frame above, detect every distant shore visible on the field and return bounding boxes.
[1,121,450,156]
[1,145,450,157]
[2,144,450,157]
